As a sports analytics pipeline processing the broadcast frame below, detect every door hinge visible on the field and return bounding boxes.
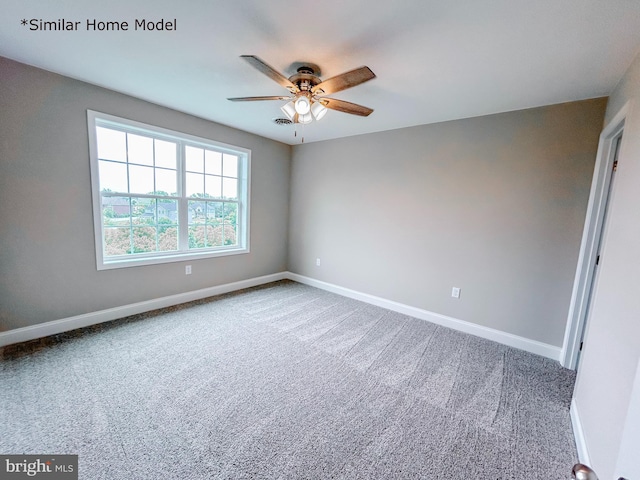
[613,160,618,172]
[596,255,600,266]
[580,341,583,351]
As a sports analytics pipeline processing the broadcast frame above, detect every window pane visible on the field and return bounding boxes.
[205,150,222,175]
[206,202,222,223]
[155,139,176,169]
[129,165,154,194]
[104,227,131,256]
[223,202,238,224]
[186,172,204,197]
[158,226,178,252]
[222,177,237,199]
[131,197,155,225]
[158,199,177,223]
[132,226,157,253]
[96,127,126,162]
[188,201,205,224]
[99,160,128,193]
[186,146,204,173]
[188,225,206,249]
[223,223,238,246]
[127,133,153,166]
[155,168,176,196]
[205,175,222,198]
[208,224,223,247]
[223,154,238,177]
[102,196,132,226]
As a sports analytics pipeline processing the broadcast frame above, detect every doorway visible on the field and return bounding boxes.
[575,132,622,367]
[561,108,627,370]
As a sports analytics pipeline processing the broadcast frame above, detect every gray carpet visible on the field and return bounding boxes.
[0,280,578,479]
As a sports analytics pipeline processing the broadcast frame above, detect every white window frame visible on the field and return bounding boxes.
[87,110,251,270]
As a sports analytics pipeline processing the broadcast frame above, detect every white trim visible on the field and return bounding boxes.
[287,273,561,361]
[97,246,249,270]
[1,271,561,360]
[571,398,592,466]
[0,272,286,348]
[561,100,632,370]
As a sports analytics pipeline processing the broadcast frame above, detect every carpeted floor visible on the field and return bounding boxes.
[0,280,578,479]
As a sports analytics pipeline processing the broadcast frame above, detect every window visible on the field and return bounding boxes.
[87,111,250,270]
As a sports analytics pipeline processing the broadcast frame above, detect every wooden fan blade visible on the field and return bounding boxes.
[311,66,375,95]
[227,96,291,101]
[319,98,373,117]
[240,55,297,91]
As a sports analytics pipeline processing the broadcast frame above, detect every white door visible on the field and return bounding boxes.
[576,132,622,367]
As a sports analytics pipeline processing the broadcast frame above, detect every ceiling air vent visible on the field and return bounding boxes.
[273,117,293,126]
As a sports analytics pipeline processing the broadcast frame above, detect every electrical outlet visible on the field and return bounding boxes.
[451,287,460,299]
[185,265,192,275]
[316,258,321,267]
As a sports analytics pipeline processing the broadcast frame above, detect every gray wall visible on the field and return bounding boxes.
[289,99,606,347]
[0,57,291,331]
[573,51,640,478]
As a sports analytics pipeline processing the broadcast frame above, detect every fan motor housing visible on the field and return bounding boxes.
[289,66,321,91]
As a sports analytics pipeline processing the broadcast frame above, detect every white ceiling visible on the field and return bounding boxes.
[2,0,640,145]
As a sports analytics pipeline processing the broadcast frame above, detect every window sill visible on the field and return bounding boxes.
[97,246,249,270]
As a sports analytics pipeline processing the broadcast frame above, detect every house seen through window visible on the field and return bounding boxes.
[88,111,250,269]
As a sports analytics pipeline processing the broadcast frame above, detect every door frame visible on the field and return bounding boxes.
[561,102,630,370]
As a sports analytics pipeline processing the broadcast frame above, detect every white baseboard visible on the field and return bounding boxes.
[0,272,287,348]
[286,273,562,361]
[571,398,591,465]
[1,271,562,362]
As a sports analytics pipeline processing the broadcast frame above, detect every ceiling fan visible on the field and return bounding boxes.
[227,55,376,124]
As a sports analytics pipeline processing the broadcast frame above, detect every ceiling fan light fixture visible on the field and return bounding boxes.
[294,95,311,115]
[311,101,328,121]
[298,112,313,124]
[229,56,376,135]
[280,100,296,120]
